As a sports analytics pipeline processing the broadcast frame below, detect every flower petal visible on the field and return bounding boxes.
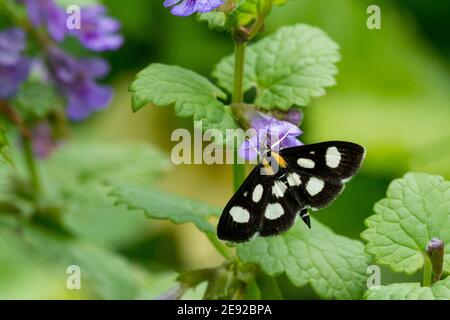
[171,0,197,16]
[238,136,260,161]
[78,58,111,79]
[282,136,303,149]
[194,0,223,13]
[164,0,181,7]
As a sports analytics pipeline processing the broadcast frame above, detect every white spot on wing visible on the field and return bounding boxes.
[229,206,250,223]
[287,173,301,186]
[252,184,263,203]
[264,203,284,220]
[272,181,287,198]
[297,158,315,169]
[326,146,341,168]
[306,177,324,196]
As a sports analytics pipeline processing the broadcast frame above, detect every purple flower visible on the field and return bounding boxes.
[47,47,112,120]
[0,28,31,98]
[164,0,224,16]
[284,109,303,126]
[69,5,123,52]
[22,0,66,42]
[30,122,60,158]
[239,114,303,161]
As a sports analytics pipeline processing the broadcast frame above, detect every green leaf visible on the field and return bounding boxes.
[237,218,371,299]
[0,141,170,249]
[11,81,64,121]
[361,173,450,274]
[255,272,283,299]
[231,0,273,27]
[0,141,173,298]
[0,216,143,299]
[130,63,237,133]
[213,24,340,110]
[365,277,450,300]
[42,142,170,248]
[0,121,12,167]
[198,11,228,31]
[44,141,170,186]
[108,182,221,234]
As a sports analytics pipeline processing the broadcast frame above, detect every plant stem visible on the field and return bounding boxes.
[422,256,432,287]
[232,42,246,104]
[207,233,233,260]
[232,42,247,191]
[0,101,40,192]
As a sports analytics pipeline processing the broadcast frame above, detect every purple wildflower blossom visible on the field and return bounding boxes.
[284,109,303,126]
[69,5,123,52]
[239,114,303,161]
[47,47,112,120]
[30,122,60,158]
[164,0,224,16]
[23,0,66,42]
[0,28,31,99]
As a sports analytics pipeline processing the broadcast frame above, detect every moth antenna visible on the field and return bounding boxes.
[247,137,262,158]
[270,130,291,151]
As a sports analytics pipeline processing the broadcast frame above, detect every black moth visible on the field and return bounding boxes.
[217,141,366,242]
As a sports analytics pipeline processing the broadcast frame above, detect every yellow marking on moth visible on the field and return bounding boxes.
[261,158,274,176]
[261,152,287,176]
[272,152,287,168]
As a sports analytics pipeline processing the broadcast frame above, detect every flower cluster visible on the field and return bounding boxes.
[0,28,31,99]
[161,1,305,161]
[239,113,303,161]
[164,0,224,17]
[23,0,67,42]
[47,47,113,120]
[68,5,124,52]
[0,0,123,120]
[23,0,123,50]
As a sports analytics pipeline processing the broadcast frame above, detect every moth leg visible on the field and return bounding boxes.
[299,208,311,229]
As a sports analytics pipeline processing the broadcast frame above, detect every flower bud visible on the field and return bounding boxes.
[426,237,444,284]
[283,109,303,126]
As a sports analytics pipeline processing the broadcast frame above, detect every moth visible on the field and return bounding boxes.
[217,141,366,242]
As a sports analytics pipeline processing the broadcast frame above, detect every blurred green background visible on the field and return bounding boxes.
[1,0,449,299]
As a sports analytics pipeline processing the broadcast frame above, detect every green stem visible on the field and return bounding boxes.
[23,138,40,193]
[232,42,246,104]
[232,42,247,191]
[0,101,41,193]
[422,256,432,287]
[207,233,233,260]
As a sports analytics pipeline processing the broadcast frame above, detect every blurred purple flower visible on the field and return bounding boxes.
[164,0,224,16]
[0,28,31,98]
[69,5,123,52]
[284,109,303,126]
[22,0,66,42]
[30,122,59,158]
[47,47,112,120]
[239,115,303,161]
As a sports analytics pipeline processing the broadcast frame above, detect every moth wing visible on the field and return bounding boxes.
[280,141,365,209]
[217,164,272,242]
[258,172,304,237]
[280,141,365,181]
